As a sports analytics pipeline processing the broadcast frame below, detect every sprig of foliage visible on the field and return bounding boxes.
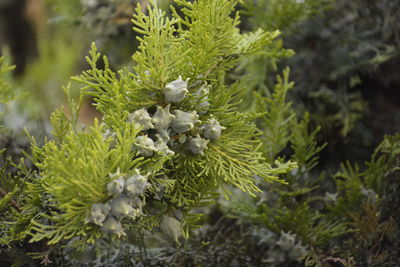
[255,68,296,161]
[328,134,400,265]
[28,119,153,244]
[0,56,18,206]
[291,113,326,174]
[218,69,346,266]
[3,0,295,251]
[241,0,333,32]
[332,134,400,218]
[231,0,331,111]
[0,57,16,104]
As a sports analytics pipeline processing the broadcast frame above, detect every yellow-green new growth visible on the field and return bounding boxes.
[6,0,296,247]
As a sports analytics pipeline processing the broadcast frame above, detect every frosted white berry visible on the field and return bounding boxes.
[276,231,296,251]
[152,104,175,130]
[155,136,175,156]
[89,203,111,226]
[110,197,133,218]
[134,135,156,157]
[106,177,125,196]
[125,169,149,197]
[202,118,226,140]
[102,216,124,236]
[188,134,210,155]
[171,110,200,133]
[163,76,189,103]
[155,129,171,143]
[128,108,154,130]
[178,134,187,144]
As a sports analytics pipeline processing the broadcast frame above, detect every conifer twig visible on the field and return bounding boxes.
[0,187,20,211]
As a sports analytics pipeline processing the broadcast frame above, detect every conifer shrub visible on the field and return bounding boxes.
[0,0,296,264]
[1,1,400,266]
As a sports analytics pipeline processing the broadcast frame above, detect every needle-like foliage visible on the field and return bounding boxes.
[0,57,16,104]
[2,0,295,249]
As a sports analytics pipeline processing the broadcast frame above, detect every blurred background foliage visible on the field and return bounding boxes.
[0,0,399,266]
[239,0,400,167]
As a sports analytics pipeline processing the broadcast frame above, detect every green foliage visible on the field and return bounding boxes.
[0,57,16,104]
[332,134,400,219]
[0,56,19,199]
[0,57,39,265]
[231,37,293,111]
[255,68,296,161]
[291,113,325,173]
[241,0,333,32]
[45,0,82,17]
[243,58,399,264]
[365,134,400,195]
[28,119,154,245]
[217,69,347,266]
[331,161,366,216]
[307,90,366,138]
[1,1,399,266]
[231,0,331,111]
[327,134,400,265]
[239,0,400,149]
[284,0,400,139]
[1,0,295,252]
